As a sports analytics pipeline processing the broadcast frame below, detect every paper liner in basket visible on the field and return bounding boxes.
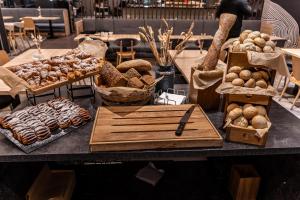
[216,83,277,96]
[192,57,226,90]
[0,66,29,97]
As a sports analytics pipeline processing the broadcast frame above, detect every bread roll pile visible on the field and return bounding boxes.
[97,59,155,89]
[226,103,269,129]
[225,66,270,89]
[232,30,276,53]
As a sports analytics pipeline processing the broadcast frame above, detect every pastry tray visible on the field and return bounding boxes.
[0,121,90,154]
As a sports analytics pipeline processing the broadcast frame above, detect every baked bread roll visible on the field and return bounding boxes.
[116,59,152,72]
[100,62,128,87]
[124,68,142,79]
[141,75,155,85]
[128,77,144,89]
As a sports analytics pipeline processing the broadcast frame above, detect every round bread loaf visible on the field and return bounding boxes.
[260,71,269,81]
[252,72,263,80]
[260,33,270,41]
[240,32,249,43]
[225,73,239,82]
[263,46,274,53]
[254,37,266,48]
[243,106,258,120]
[243,38,254,44]
[116,59,152,72]
[227,103,240,113]
[232,78,245,86]
[244,78,256,88]
[239,70,252,81]
[252,115,268,129]
[256,79,268,88]
[228,108,243,121]
[233,116,248,128]
[255,106,267,116]
[243,104,253,110]
[248,31,260,40]
[228,66,242,74]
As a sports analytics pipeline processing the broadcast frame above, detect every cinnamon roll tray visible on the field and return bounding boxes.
[0,98,92,153]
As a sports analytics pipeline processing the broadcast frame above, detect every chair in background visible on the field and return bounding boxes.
[0,50,10,66]
[23,17,37,36]
[260,21,273,35]
[279,54,300,110]
[0,50,20,110]
[115,38,138,65]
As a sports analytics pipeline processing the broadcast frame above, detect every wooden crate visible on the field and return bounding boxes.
[90,104,223,152]
[224,102,271,146]
[189,67,221,110]
[26,165,75,200]
[226,51,276,85]
[229,165,261,200]
[226,125,269,146]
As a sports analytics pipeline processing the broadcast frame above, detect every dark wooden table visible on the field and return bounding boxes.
[0,95,299,163]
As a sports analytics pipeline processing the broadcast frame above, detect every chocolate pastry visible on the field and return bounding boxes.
[43,117,59,131]
[70,114,83,126]
[78,108,91,121]
[58,116,71,129]
[34,126,51,140]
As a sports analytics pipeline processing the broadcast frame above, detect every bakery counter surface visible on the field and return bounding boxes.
[0,99,300,163]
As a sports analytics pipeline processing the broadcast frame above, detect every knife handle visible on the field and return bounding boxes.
[175,123,185,136]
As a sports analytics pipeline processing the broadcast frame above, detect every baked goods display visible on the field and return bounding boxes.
[232,30,276,53]
[225,66,271,89]
[95,59,157,105]
[97,59,155,89]
[8,48,104,93]
[225,103,270,130]
[0,98,91,146]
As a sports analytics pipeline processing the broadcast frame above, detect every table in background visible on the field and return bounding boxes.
[281,48,300,83]
[74,34,141,43]
[3,16,13,20]
[21,16,61,38]
[168,50,226,83]
[0,49,71,95]
[270,36,287,47]
[74,34,214,43]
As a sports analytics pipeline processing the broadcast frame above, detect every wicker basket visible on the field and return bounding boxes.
[94,84,156,106]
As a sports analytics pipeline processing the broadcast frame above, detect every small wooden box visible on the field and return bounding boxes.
[189,67,221,111]
[229,165,261,200]
[26,166,75,200]
[226,126,269,146]
[224,101,271,146]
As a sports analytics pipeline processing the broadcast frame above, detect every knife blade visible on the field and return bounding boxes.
[175,105,196,136]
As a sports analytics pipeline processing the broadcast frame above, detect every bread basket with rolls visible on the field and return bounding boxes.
[94,59,162,105]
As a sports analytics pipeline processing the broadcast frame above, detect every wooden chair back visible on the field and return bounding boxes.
[292,56,300,80]
[260,21,273,35]
[0,50,10,66]
[23,18,36,30]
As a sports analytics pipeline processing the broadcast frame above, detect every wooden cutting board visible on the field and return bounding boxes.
[90,104,223,152]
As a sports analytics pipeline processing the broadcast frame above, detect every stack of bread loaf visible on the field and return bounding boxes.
[226,103,269,130]
[225,66,271,89]
[232,30,276,53]
[97,59,155,89]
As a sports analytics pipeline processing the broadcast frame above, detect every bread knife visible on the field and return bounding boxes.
[175,105,196,136]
